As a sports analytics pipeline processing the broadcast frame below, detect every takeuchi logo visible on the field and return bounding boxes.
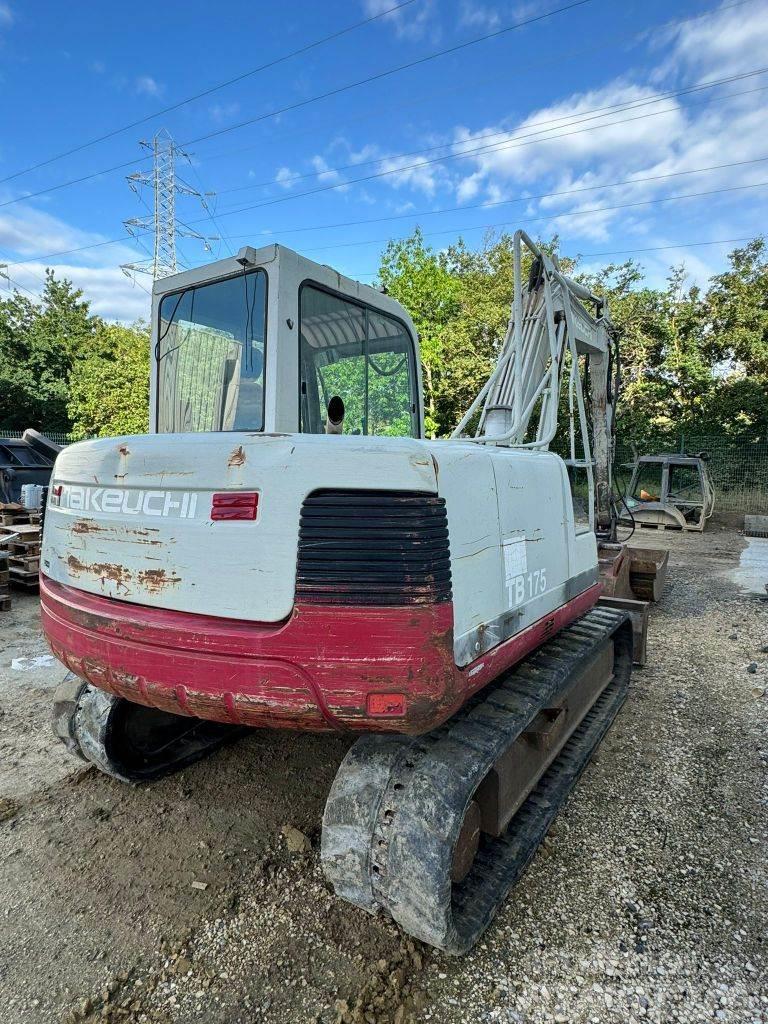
[50,483,199,519]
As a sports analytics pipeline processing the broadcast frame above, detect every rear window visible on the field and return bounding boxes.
[157,269,267,433]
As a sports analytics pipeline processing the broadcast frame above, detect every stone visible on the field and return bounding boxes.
[281,825,312,854]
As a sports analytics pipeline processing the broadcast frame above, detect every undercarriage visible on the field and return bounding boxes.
[53,606,631,952]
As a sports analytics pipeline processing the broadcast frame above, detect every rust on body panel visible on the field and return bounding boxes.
[70,520,163,545]
[66,555,133,591]
[66,555,179,594]
[137,568,182,592]
[228,445,247,468]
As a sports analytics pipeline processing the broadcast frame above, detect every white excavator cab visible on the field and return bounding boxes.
[150,244,424,440]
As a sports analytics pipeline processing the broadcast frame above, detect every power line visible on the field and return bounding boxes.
[213,66,768,198]
[0,0,423,186]
[173,0,767,171]
[296,181,768,255]
[203,81,768,222]
[180,0,594,149]
[0,0,590,212]
[574,236,757,258]
[0,245,49,288]
[182,158,236,259]
[0,0,758,219]
[6,155,768,270]
[224,156,768,239]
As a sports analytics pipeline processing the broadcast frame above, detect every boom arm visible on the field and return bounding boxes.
[452,230,619,538]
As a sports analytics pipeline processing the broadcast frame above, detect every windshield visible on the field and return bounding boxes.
[299,284,418,437]
[156,269,267,433]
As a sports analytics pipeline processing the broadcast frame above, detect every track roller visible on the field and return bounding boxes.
[52,674,245,783]
[321,607,633,954]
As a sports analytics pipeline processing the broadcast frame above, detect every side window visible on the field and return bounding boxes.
[366,308,416,437]
[668,464,703,506]
[299,284,418,437]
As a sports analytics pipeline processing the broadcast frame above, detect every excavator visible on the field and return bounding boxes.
[43,230,646,954]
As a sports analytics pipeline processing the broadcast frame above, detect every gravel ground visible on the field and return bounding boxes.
[1,523,766,1024]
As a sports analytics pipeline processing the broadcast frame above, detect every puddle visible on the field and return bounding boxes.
[11,655,57,671]
[732,536,768,596]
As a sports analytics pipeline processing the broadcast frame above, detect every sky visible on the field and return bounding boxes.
[0,0,767,321]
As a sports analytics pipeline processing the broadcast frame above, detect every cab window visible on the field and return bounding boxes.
[157,269,266,433]
[299,284,418,437]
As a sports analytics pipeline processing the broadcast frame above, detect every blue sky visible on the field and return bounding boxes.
[0,0,767,320]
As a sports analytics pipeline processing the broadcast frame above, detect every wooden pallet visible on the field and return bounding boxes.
[1,523,41,588]
[0,503,41,528]
[9,567,39,592]
[0,551,10,610]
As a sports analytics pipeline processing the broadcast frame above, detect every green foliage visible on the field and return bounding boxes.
[0,272,98,431]
[68,322,150,439]
[318,350,414,437]
[376,229,768,446]
[379,228,460,437]
[0,270,151,439]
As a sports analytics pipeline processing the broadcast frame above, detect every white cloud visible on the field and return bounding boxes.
[273,139,449,200]
[658,0,768,82]
[362,0,436,39]
[0,2,13,26]
[0,203,152,321]
[310,155,343,185]
[452,82,687,192]
[209,101,240,123]
[90,59,105,74]
[6,262,151,322]
[460,1,501,30]
[0,204,119,261]
[375,153,444,195]
[275,167,297,190]
[135,75,163,97]
[443,1,768,247]
[337,138,449,196]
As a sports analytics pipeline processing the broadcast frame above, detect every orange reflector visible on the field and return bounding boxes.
[367,692,407,717]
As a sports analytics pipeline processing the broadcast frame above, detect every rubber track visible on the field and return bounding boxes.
[321,607,633,954]
[52,678,246,783]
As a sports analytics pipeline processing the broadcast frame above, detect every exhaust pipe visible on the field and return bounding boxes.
[325,396,345,435]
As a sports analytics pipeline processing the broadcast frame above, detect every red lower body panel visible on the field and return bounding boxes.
[40,575,601,734]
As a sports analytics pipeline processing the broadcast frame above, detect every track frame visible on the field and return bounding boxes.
[322,607,633,953]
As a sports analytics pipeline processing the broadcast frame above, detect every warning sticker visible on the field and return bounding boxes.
[503,535,527,582]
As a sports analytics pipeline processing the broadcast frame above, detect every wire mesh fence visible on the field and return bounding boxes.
[1,429,76,445]
[614,435,768,515]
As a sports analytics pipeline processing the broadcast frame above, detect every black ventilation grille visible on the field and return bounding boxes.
[296,490,452,606]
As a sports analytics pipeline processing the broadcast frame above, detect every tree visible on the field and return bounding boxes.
[376,231,768,448]
[706,237,768,377]
[378,228,460,437]
[68,322,151,439]
[0,271,98,431]
[576,261,711,445]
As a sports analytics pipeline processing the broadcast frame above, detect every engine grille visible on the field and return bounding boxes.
[296,490,452,606]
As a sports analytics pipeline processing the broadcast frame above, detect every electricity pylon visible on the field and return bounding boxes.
[121,129,218,282]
